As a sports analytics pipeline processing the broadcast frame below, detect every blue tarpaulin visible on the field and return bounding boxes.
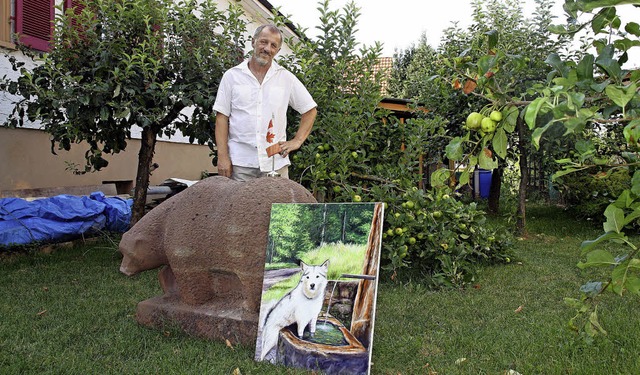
[0,192,133,247]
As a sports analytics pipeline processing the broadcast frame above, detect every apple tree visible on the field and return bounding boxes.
[524,0,640,339]
[390,0,571,235]
[437,0,640,337]
[0,0,246,225]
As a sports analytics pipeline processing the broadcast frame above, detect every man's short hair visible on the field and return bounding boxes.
[253,24,283,48]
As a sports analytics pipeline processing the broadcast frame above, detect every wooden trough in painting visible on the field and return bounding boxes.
[278,315,369,374]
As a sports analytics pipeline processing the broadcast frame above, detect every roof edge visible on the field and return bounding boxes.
[255,0,306,41]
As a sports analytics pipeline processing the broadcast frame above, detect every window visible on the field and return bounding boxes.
[16,0,54,51]
[5,0,80,52]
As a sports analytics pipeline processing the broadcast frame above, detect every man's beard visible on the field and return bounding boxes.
[253,52,271,66]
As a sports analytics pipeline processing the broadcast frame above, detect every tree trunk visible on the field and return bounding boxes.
[341,210,347,243]
[320,203,327,245]
[487,165,503,216]
[516,116,528,236]
[130,126,158,227]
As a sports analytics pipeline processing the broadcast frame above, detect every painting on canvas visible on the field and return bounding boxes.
[255,202,384,375]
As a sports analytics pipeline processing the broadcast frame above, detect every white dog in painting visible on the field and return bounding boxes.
[259,260,330,361]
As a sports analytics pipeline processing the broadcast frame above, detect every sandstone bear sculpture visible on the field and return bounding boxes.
[119,176,316,314]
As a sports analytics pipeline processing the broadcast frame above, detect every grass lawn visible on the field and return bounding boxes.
[1,205,639,374]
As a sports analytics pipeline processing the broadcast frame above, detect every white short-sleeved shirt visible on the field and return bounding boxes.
[213,60,317,172]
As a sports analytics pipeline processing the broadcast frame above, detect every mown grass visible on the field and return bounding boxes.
[1,205,639,374]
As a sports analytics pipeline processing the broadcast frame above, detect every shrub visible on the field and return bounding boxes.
[382,187,513,287]
[556,168,631,221]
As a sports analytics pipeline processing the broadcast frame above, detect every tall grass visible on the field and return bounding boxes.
[1,205,639,374]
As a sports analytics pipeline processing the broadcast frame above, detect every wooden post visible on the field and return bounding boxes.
[448,159,456,188]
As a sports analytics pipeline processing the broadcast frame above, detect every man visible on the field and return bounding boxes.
[213,24,318,181]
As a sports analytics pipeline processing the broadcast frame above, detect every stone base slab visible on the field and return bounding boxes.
[136,294,259,346]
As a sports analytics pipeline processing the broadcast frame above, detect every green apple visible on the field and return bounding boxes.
[465,112,484,130]
[481,117,497,133]
[489,110,503,122]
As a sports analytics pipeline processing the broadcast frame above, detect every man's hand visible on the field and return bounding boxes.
[278,139,303,157]
[217,155,233,178]
[279,107,317,157]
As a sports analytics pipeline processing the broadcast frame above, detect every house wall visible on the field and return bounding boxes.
[0,127,215,192]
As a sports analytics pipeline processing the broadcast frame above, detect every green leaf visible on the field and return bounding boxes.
[631,169,640,196]
[467,155,478,170]
[567,92,586,108]
[626,275,640,294]
[545,53,568,77]
[531,122,552,150]
[625,21,640,36]
[622,207,640,227]
[592,8,614,33]
[485,30,498,50]
[458,170,470,186]
[587,309,607,336]
[430,168,451,188]
[113,107,130,119]
[603,204,625,233]
[492,128,507,159]
[610,262,631,295]
[578,0,640,12]
[595,44,623,82]
[563,116,588,135]
[605,83,637,108]
[478,148,498,170]
[613,38,640,52]
[550,24,571,34]
[563,297,584,309]
[100,107,110,121]
[576,54,595,81]
[552,167,584,179]
[580,231,626,254]
[590,80,609,92]
[575,139,595,155]
[613,189,633,208]
[445,137,464,161]
[502,105,518,133]
[577,249,616,269]
[477,55,497,76]
[525,97,549,129]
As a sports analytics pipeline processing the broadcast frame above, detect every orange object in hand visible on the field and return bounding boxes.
[266,143,281,157]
